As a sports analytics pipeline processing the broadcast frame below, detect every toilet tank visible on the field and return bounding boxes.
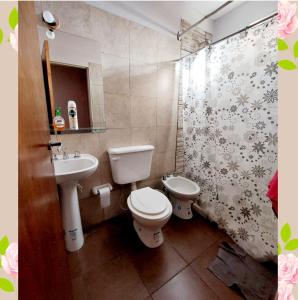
[108,145,154,184]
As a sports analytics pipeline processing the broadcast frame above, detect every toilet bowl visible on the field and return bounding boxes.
[127,187,172,248]
[162,176,200,219]
[108,145,172,248]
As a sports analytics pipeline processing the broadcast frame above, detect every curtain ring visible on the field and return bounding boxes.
[206,40,211,52]
[245,26,249,36]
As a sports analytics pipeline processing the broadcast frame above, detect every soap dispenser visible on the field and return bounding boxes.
[53,107,65,132]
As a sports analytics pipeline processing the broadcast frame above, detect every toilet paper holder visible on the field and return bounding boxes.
[92,183,113,195]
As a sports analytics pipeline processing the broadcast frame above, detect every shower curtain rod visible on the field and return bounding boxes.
[174,12,278,62]
[177,1,233,41]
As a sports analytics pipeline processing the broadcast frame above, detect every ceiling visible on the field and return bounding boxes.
[87,1,245,37]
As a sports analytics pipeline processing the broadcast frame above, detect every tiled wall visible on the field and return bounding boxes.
[35,1,180,229]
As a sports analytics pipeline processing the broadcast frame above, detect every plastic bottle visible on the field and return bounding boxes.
[68,100,79,130]
[53,107,65,132]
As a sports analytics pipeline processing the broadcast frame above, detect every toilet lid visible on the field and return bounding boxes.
[130,187,168,215]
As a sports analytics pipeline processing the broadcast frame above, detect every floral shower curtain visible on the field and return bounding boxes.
[182,18,278,260]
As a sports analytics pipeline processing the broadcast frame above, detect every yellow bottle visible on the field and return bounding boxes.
[53,107,65,132]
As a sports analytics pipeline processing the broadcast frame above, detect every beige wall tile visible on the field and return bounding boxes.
[94,9,130,57]
[80,195,104,229]
[99,160,114,186]
[41,1,96,40]
[131,127,156,147]
[130,22,158,64]
[102,54,129,95]
[105,93,131,129]
[88,62,103,86]
[103,189,126,220]
[156,151,176,178]
[53,133,101,157]
[38,26,102,67]
[138,178,163,190]
[156,126,177,153]
[157,63,178,99]
[130,63,157,98]
[131,96,157,128]
[157,97,178,127]
[35,1,42,15]
[89,84,105,129]
[149,152,161,179]
[157,35,181,63]
[98,128,132,161]
[79,167,101,199]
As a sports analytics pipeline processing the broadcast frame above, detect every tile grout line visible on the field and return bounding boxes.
[147,226,227,297]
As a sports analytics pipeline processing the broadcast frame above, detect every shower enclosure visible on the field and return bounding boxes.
[181,17,278,260]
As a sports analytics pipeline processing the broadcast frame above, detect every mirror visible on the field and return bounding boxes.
[38,26,106,134]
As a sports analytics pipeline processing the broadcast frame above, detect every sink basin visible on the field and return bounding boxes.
[53,154,99,252]
[54,154,98,184]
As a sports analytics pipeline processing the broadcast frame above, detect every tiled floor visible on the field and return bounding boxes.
[67,213,245,300]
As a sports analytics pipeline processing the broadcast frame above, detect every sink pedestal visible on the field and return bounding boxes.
[60,181,84,252]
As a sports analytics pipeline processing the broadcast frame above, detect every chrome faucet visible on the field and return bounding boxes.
[74,150,81,158]
[63,151,69,160]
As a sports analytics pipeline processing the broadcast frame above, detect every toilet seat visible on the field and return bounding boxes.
[128,187,172,220]
[131,187,167,215]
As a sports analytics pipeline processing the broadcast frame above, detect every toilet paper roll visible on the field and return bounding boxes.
[99,186,110,208]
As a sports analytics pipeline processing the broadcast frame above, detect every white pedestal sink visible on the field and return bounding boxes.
[53,154,99,252]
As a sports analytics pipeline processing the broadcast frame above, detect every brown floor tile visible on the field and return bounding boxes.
[68,251,83,279]
[190,237,244,300]
[128,241,187,293]
[76,228,119,274]
[68,213,244,300]
[83,254,149,300]
[164,215,223,262]
[151,266,217,300]
[106,213,145,252]
[71,213,141,275]
[71,276,87,300]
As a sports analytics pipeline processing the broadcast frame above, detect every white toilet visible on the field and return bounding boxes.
[162,175,200,219]
[108,145,172,248]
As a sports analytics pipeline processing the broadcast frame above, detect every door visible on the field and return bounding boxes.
[19,2,72,299]
[41,40,55,127]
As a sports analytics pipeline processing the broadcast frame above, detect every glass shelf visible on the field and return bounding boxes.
[50,127,106,135]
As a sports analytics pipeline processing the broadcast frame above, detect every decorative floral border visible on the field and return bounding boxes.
[278,224,298,299]
[0,5,18,295]
[0,7,18,52]
[0,236,17,292]
[278,1,298,70]
[277,1,298,299]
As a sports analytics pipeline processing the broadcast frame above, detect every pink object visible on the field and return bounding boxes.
[278,280,294,300]
[279,254,298,284]
[278,1,298,38]
[1,243,18,278]
[10,25,18,52]
[267,171,278,216]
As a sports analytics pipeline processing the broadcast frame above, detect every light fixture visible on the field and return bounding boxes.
[42,10,61,40]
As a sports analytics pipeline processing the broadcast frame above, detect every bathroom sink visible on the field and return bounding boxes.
[53,154,99,252]
[54,154,98,184]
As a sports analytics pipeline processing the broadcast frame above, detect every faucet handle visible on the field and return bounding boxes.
[74,150,81,158]
[48,141,62,150]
